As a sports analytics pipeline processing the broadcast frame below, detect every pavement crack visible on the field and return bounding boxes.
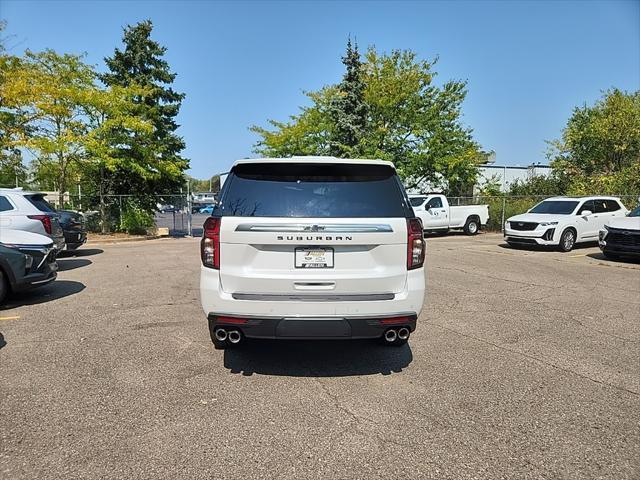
[313,379,416,450]
[429,322,639,397]
[435,265,549,289]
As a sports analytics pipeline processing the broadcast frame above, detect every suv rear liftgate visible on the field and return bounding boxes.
[200,159,426,348]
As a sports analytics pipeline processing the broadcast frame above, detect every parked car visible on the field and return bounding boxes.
[199,204,215,215]
[504,196,628,252]
[57,210,87,251]
[0,189,65,251]
[0,229,58,304]
[409,194,489,235]
[200,156,426,349]
[157,203,177,214]
[599,204,640,259]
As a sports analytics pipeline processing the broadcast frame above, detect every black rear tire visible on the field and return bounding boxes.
[0,271,7,305]
[464,218,480,235]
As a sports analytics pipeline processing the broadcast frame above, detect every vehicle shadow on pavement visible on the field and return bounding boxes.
[586,252,640,264]
[58,248,104,258]
[57,258,92,271]
[1,280,86,310]
[498,241,597,252]
[0,332,5,350]
[223,340,413,377]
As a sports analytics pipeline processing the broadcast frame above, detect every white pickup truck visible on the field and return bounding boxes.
[409,194,489,235]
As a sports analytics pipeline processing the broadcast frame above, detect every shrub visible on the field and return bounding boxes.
[484,196,545,231]
[120,206,155,235]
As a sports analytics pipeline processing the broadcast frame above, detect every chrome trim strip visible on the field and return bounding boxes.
[235,223,393,233]
[209,311,416,320]
[231,293,395,302]
[18,246,54,269]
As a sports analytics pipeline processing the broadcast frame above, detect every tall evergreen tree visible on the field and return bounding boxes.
[328,38,368,156]
[101,20,188,201]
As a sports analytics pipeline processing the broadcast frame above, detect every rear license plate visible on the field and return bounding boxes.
[295,247,334,268]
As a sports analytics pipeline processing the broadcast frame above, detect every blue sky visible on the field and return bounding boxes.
[2,0,638,178]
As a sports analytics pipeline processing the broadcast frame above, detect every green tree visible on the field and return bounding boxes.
[0,22,28,185]
[101,19,189,203]
[251,88,336,157]
[1,49,96,205]
[508,173,568,197]
[82,83,154,232]
[328,39,368,156]
[251,43,486,195]
[188,175,220,193]
[0,149,26,188]
[549,89,640,195]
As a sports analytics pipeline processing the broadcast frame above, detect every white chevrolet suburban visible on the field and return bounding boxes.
[199,157,426,349]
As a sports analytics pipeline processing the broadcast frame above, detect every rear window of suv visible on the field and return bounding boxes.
[218,163,411,218]
[26,194,56,213]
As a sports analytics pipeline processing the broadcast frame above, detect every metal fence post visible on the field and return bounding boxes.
[119,196,123,231]
[187,193,192,237]
[500,196,506,232]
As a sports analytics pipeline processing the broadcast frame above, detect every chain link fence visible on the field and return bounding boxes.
[54,193,194,237]
[49,192,640,237]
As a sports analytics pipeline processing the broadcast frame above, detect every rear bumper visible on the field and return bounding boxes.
[200,265,425,338]
[208,313,417,339]
[64,231,87,250]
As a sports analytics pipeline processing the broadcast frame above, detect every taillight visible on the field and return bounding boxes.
[28,215,52,234]
[201,217,221,269]
[407,218,425,270]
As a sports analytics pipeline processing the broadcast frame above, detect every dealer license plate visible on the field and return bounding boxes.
[295,247,334,268]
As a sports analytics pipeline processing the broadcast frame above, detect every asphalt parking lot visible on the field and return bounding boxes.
[1,234,639,479]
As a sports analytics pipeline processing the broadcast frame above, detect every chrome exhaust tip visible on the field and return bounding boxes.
[398,327,410,340]
[384,329,397,343]
[228,330,242,344]
[214,328,228,342]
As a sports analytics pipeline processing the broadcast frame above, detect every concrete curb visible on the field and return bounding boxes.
[86,235,162,245]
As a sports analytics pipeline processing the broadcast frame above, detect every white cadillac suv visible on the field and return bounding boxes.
[504,196,628,252]
[199,157,426,349]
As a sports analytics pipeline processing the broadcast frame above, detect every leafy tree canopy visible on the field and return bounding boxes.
[548,88,640,195]
[1,49,97,204]
[101,19,188,200]
[251,42,487,195]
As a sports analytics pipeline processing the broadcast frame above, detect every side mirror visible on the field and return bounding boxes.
[581,210,592,216]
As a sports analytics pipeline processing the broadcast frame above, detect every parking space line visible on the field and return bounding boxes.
[569,254,587,257]
[0,316,20,321]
